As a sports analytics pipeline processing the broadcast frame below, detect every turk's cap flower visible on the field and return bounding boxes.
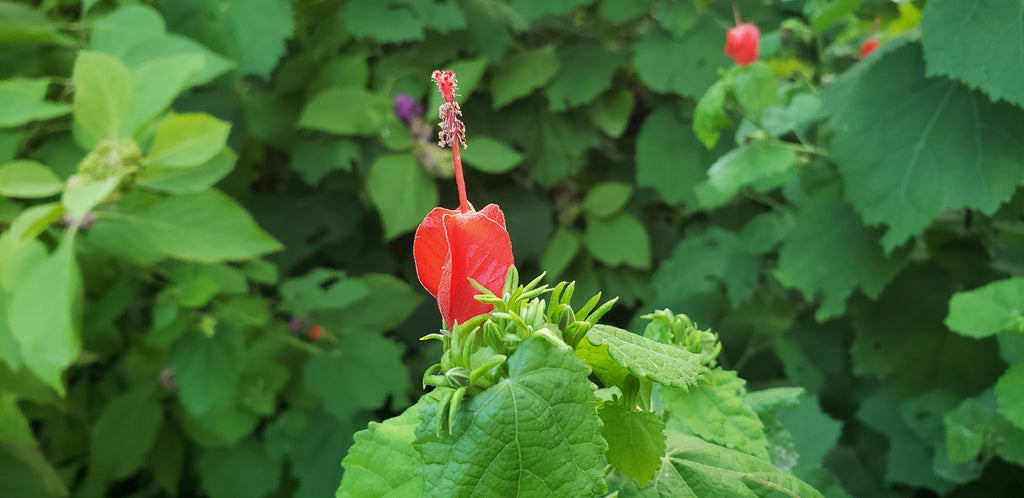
[414,203,514,329]
[725,22,760,66]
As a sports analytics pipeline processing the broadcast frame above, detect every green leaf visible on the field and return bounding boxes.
[415,337,607,498]
[171,326,245,416]
[945,277,1024,338]
[586,88,634,138]
[337,396,428,497]
[146,113,231,168]
[651,228,760,314]
[633,18,731,98]
[138,148,236,193]
[461,136,522,174]
[945,393,1024,467]
[6,241,81,395]
[341,0,465,43]
[90,387,163,480]
[0,394,34,447]
[776,186,910,321]
[697,141,795,208]
[491,46,559,108]
[636,106,709,207]
[693,80,732,149]
[303,334,409,422]
[809,0,861,34]
[299,87,402,137]
[996,363,1024,430]
[366,153,439,240]
[664,431,825,498]
[90,4,165,57]
[279,268,370,316]
[921,0,1024,108]
[130,54,205,131]
[600,403,666,487]
[0,79,70,127]
[776,395,843,476]
[508,0,594,25]
[98,190,282,262]
[583,325,702,390]
[198,440,281,498]
[545,41,628,111]
[540,227,580,280]
[73,51,134,142]
[732,62,778,116]
[291,138,359,186]
[0,444,68,498]
[62,175,121,219]
[0,1,74,46]
[662,369,770,459]
[598,0,649,22]
[830,43,1024,252]
[581,182,632,218]
[161,0,294,78]
[122,34,236,87]
[584,211,650,269]
[0,161,62,198]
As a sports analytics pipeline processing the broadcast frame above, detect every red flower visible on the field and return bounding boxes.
[308,324,325,341]
[414,204,513,329]
[725,22,760,66]
[859,38,879,59]
[414,70,514,329]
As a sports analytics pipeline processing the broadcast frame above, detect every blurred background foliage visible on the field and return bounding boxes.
[2,0,1024,496]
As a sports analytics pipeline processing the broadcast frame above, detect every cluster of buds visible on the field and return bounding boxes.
[642,309,721,367]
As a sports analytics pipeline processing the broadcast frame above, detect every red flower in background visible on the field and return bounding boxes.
[413,71,514,329]
[859,38,879,59]
[725,3,758,66]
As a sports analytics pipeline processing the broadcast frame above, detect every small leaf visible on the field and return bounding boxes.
[461,137,522,174]
[693,80,731,149]
[63,175,121,219]
[122,34,236,87]
[581,182,632,218]
[171,326,245,416]
[146,114,231,168]
[636,106,709,207]
[584,211,650,269]
[731,62,778,116]
[299,87,402,137]
[0,160,63,198]
[545,41,628,111]
[90,387,164,480]
[491,46,559,108]
[582,324,703,390]
[586,88,634,138]
[130,54,205,131]
[996,363,1024,431]
[0,79,70,127]
[197,440,281,498]
[367,153,438,240]
[90,4,165,57]
[600,403,666,487]
[540,227,581,280]
[633,18,731,98]
[697,141,795,208]
[73,51,134,142]
[138,148,236,193]
[303,335,409,422]
[945,277,1024,338]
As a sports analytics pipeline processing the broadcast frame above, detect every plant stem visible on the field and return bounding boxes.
[732,1,741,25]
[453,144,469,213]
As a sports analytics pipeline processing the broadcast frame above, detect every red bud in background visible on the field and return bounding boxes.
[859,38,879,59]
[308,324,324,341]
[725,22,760,66]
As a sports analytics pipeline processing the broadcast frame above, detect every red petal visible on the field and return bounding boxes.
[413,207,458,297]
[437,207,514,328]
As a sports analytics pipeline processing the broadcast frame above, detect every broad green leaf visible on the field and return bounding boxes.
[776,395,843,476]
[584,324,702,390]
[138,148,236,193]
[366,153,438,240]
[146,113,231,168]
[171,326,245,416]
[291,138,359,186]
[62,175,121,219]
[776,187,909,321]
[98,190,282,262]
[830,43,1024,252]
[584,211,650,269]
[303,334,409,422]
[697,141,795,208]
[945,393,1024,467]
[299,88,402,136]
[415,337,607,498]
[198,440,281,498]
[90,4,165,57]
[491,46,559,108]
[161,0,294,78]
[662,369,770,459]
[507,104,596,186]
[6,241,81,395]
[587,88,634,138]
[921,0,1024,108]
[995,363,1024,430]
[130,54,205,131]
[279,268,370,316]
[545,41,628,111]
[617,457,696,497]
[180,398,259,448]
[600,403,666,487]
[582,182,632,218]
[122,35,236,86]
[945,277,1024,338]
[693,80,732,149]
[508,0,593,25]
[341,0,466,43]
[0,161,62,198]
[330,274,423,335]
[652,228,760,314]
[635,106,708,207]
[461,136,522,174]
[0,1,74,45]
[0,79,70,127]
[633,18,731,98]
[336,395,428,497]
[0,444,68,498]
[665,431,824,498]
[732,62,777,116]
[73,51,134,142]
[90,387,163,480]
[540,227,580,281]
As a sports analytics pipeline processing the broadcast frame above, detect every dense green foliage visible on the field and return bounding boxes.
[2,0,1024,496]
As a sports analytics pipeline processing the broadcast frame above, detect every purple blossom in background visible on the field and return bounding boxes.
[393,94,423,124]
